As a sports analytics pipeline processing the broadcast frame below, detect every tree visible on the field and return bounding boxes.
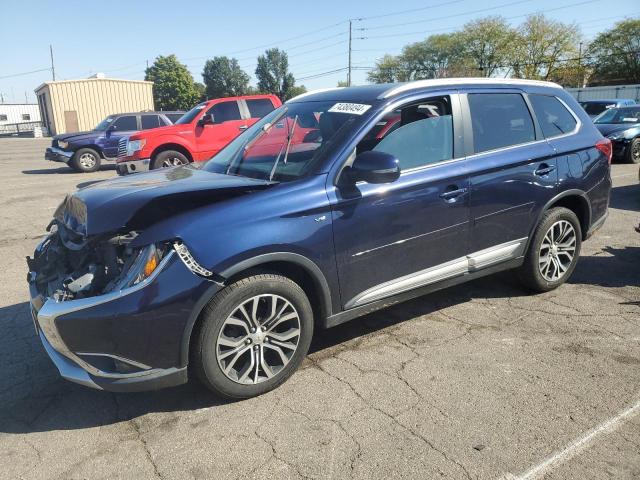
[255,48,301,101]
[399,33,470,80]
[586,19,640,86]
[194,82,207,101]
[202,56,250,99]
[511,15,581,81]
[460,17,518,77]
[367,55,403,83]
[336,80,349,87]
[145,55,200,110]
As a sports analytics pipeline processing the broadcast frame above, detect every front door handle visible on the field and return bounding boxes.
[534,163,556,176]
[239,125,248,131]
[440,186,468,202]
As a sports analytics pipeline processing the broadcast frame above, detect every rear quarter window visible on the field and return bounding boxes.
[529,95,577,138]
[246,98,276,119]
[468,93,535,154]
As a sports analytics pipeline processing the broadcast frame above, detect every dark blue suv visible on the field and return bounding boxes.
[28,79,611,398]
[45,111,183,172]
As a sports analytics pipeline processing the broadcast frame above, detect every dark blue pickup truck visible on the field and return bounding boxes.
[45,111,183,172]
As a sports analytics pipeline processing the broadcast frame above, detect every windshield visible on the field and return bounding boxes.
[580,101,615,116]
[203,100,369,182]
[594,107,640,124]
[174,103,207,125]
[94,116,114,131]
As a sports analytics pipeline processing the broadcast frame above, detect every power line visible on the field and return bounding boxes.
[353,0,468,21]
[0,67,51,80]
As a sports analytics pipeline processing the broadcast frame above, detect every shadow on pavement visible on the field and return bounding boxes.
[569,246,640,288]
[1,242,635,434]
[0,272,529,435]
[22,164,116,175]
[610,183,640,213]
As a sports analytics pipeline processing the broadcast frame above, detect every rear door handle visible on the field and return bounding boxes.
[440,187,468,202]
[534,164,556,176]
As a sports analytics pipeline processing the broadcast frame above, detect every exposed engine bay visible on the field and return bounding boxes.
[27,220,145,301]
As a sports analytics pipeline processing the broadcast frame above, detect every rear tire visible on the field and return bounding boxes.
[151,150,189,169]
[70,148,101,173]
[193,274,313,399]
[517,207,582,292]
[625,137,640,164]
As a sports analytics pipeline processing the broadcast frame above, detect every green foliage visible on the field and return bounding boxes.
[255,48,301,101]
[512,14,581,80]
[586,19,640,86]
[194,82,207,102]
[367,55,404,83]
[202,57,250,99]
[145,55,200,110]
[460,17,518,77]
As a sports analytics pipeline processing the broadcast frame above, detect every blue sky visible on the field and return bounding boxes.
[1,0,638,104]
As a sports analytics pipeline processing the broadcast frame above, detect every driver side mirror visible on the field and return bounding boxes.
[198,113,215,126]
[105,124,117,136]
[346,150,401,184]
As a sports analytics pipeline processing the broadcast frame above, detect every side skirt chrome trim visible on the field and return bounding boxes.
[345,237,527,308]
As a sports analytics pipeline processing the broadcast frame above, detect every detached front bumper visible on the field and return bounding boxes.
[45,147,74,163]
[116,158,150,175]
[28,248,215,392]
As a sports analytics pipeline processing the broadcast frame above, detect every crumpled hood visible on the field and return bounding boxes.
[55,166,273,236]
[54,130,98,143]
[595,123,638,137]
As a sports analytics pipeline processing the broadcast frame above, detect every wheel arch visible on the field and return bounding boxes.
[533,190,592,243]
[180,252,333,367]
[75,145,104,159]
[151,143,193,163]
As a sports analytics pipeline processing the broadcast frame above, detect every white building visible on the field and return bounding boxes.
[0,104,41,124]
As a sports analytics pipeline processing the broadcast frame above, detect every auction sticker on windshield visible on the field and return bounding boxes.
[328,103,371,115]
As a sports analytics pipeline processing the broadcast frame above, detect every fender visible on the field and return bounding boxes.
[179,251,333,367]
[525,188,592,252]
[147,135,194,159]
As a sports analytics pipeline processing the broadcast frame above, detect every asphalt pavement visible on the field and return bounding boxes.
[0,138,638,480]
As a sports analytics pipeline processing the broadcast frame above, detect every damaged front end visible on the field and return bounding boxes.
[27,221,168,302]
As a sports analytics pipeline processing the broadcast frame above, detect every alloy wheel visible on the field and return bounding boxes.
[632,141,640,162]
[161,157,187,167]
[216,294,301,384]
[79,153,96,169]
[538,220,577,282]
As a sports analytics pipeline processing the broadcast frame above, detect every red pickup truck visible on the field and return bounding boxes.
[115,94,282,174]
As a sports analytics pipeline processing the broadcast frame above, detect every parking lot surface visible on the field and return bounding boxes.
[0,138,638,480]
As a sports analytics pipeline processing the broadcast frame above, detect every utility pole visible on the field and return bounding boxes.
[577,42,583,88]
[49,44,56,81]
[347,20,352,86]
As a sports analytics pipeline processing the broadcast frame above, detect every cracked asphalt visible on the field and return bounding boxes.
[0,138,639,480]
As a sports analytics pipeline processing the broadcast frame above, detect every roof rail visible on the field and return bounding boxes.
[379,78,562,99]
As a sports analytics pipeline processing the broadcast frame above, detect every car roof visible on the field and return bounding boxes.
[580,99,635,104]
[288,78,562,103]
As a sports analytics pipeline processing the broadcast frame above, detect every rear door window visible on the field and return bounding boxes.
[208,101,242,123]
[529,95,577,137]
[113,115,137,131]
[141,114,162,129]
[246,98,276,119]
[468,93,535,154]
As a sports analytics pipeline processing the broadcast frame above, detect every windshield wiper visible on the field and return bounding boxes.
[269,115,298,181]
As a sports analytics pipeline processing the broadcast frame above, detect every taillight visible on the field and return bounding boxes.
[595,138,612,164]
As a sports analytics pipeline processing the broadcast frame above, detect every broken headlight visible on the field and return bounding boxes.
[112,243,168,291]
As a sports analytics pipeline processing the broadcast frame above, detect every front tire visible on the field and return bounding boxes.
[71,148,101,173]
[625,137,640,164]
[517,207,582,292]
[151,150,189,169]
[193,274,313,399]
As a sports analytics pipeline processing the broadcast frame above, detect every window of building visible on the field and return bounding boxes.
[468,93,536,154]
[22,114,31,121]
[0,114,7,121]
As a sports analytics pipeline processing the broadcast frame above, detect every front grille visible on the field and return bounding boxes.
[117,136,128,158]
